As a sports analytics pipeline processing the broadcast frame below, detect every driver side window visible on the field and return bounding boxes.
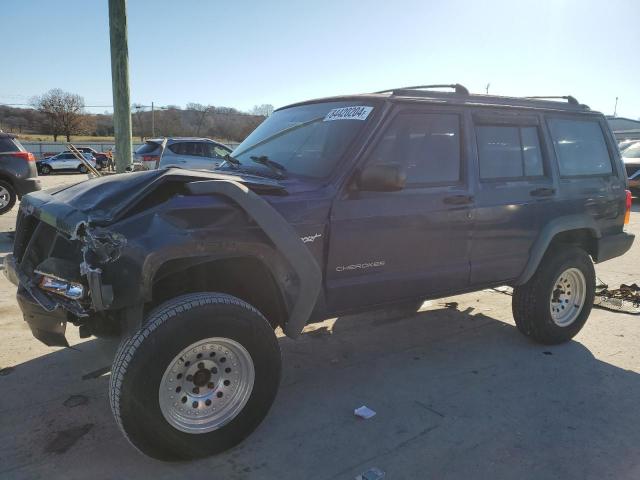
[368,112,461,187]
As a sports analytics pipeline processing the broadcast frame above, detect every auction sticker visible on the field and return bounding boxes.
[324,106,373,122]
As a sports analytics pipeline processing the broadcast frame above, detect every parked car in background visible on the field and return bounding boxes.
[622,141,640,192]
[62,147,110,169]
[619,139,638,152]
[134,137,232,171]
[37,152,98,175]
[0,132,40,214]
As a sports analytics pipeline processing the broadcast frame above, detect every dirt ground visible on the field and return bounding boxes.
[1,174,639,479]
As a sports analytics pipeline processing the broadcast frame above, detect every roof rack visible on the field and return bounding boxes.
[524,95,580,105]
[375,84,470,95]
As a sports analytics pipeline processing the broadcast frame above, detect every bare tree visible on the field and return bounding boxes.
[250,104,274,117]
[132,104,146,141]
[186,103,214,136]
[31,89,87,141]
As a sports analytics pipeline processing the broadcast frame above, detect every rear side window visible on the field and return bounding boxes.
[476,126,544,179]
[367,113,461,186]
[547,119,613,176]
[0,137,20,153]
[136,141,160,155]
[169,142,206,156]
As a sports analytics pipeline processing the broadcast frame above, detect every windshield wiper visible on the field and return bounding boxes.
[250,155,287,178]
[220,153,241,169]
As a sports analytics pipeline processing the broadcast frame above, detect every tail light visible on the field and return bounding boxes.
[143,155,161,169]
[13,152,35,162]
[624,190,632,225]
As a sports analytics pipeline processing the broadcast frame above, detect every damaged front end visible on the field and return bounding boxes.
[4,197,126,347]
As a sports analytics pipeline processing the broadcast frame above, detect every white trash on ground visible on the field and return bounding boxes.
[354,405,376,419]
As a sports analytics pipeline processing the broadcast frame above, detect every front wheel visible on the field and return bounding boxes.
[109,293,281,460]
[40,164,51,175]
[512,246,595,345]
[78,164,88,173]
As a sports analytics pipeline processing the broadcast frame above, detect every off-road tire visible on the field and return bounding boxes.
[512,246,595,345]
[0,180,17,214]
[109,293,281,460]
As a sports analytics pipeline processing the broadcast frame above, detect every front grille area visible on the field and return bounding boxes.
[14,211,82,275]
[13,210,39,262]
[21,221,58,274]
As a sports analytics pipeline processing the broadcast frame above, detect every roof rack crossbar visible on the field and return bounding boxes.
[375,83,470,95]
[524,95,579,105]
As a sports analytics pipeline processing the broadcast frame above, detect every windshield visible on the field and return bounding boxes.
[230,101,375,178]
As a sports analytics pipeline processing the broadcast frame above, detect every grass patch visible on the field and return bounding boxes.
[16,133,116,142]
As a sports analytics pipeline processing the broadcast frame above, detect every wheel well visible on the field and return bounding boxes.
[150,256,288,329]
[0,174,14,187]
[548,229,598,260]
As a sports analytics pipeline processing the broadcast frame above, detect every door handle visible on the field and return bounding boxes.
[443,194,474,205]
[530,187,555,197]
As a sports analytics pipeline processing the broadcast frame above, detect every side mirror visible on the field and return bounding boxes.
[357,163,406,192]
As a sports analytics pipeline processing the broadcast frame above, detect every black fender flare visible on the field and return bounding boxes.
[178,179,323,338]
[515,214,600,286]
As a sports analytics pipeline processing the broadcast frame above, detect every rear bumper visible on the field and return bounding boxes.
[597,232,635,263]
[4,254,69,347]
[14,177,41,197]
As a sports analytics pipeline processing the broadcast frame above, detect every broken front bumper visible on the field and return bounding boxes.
[4,253,70,347]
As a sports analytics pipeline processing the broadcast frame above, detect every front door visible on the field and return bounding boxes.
[326,108,474,312]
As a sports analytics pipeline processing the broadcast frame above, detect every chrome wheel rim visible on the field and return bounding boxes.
[0,187,10,208]
[549,268,586,327]
[159,337,255,434]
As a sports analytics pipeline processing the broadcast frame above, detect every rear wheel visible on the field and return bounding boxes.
[40,164,51,175]
[512,246,595,345]
[78,164,88,173]
[109,293,281,460]
[0,181,16,214]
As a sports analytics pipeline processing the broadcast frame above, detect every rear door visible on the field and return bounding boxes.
[326,105,474,312]
[165,142,207,169]
[469,112,556,285]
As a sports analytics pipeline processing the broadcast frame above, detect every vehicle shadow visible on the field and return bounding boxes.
[1,301,639,480]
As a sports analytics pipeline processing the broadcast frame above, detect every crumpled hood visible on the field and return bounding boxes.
[21,168,286,236]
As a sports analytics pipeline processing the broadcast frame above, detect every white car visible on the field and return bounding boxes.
[38,152,98,175]
[134,137,232,171]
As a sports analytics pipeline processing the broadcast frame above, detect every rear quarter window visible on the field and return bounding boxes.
[136,142,160,155]
[0,137,21,153]
[547,118,613,176]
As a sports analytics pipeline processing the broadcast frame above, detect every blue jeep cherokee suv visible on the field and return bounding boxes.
[5,85,634,459]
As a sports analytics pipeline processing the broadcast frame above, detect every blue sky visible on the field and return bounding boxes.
[2,0,639,117]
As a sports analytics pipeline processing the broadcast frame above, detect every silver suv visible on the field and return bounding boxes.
[134,137,232,171]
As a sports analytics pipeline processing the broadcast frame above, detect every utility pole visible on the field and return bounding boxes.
[485,83,490,94]
[613,96,618,117]
[108,0,132,172]
[151,101,155,137]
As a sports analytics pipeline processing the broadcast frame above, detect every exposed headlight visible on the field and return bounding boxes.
[38,275,85,300]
